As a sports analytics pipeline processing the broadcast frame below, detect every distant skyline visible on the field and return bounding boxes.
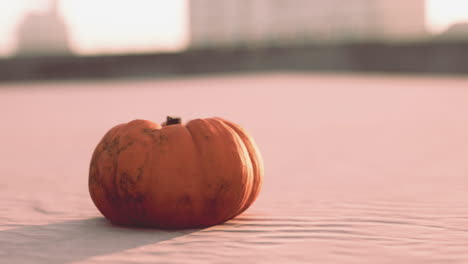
[0,0,467,57]
[0,0,188,57]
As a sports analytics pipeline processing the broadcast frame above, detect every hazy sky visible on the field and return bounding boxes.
[427,0,468,32]
[0,0,467,57]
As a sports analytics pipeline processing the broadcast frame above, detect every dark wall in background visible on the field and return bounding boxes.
[0,41,467,82]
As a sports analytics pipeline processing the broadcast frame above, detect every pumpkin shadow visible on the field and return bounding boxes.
[0,217,202,264]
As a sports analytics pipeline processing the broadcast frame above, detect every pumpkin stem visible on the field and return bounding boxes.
[166,116,182,125]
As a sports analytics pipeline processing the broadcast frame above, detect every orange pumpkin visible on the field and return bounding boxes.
[89,116,263,229]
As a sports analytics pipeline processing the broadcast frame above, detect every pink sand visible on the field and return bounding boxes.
[1,73,468,263]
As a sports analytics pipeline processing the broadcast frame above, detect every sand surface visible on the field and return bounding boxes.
[1,73,468,263]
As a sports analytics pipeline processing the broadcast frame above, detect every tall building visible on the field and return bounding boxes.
[188,0,427,49]
[15,0,71,56]
[373,0,426,40]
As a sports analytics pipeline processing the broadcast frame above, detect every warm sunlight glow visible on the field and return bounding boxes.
[61,0,188,55]
[426,0,468,33]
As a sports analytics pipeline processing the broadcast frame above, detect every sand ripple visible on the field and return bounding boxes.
[1,73,468,263]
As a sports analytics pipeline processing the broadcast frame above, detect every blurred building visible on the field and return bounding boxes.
[188,0,427,49]
[15,0,71,57]
[436,22,468,41]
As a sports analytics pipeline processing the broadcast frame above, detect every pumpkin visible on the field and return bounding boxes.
[89,116,263,229]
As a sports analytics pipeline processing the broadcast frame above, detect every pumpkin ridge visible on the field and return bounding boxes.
[213,117,264,215]
[205,118,255,221]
